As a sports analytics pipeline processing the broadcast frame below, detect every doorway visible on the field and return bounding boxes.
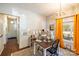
[7,16,17,39]
[1,14,20,56]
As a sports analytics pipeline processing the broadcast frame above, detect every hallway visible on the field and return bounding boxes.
[1,38,19,56]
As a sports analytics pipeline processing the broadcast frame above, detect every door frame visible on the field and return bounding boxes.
[0,13,20,46]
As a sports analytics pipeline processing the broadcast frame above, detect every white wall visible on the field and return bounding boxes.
[0,5,46,48]
[46,16,56,30]
[46,16,56,40]
[3,15,7,44]
[18,10,46,48]
[7,18,17,38]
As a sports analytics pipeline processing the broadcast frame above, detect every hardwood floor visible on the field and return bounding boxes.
[1,38,19,56]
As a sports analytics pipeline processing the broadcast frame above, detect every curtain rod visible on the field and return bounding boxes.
[55,15,74,20]
[56,14,79,20]
[61,15,75,19]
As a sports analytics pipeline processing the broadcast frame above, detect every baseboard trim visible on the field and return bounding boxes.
[8,37,17,39]
[19,46,30,50]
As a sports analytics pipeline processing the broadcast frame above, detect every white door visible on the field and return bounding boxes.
[0,35,4,54]
[16,17,20,45]
[19,17,29,49]
[0,14,4,54]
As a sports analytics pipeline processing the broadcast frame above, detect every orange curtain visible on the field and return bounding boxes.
[73,14,79,54]
[55,18,64,48]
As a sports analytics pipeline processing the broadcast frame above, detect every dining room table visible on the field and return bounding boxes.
[33,40,52,56]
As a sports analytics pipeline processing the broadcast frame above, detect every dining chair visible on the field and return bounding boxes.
[47,39,60,56]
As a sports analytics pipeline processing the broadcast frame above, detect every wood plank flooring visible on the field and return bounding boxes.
[1,38,19,56]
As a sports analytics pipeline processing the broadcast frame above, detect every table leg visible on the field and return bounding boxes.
[34,43,36,55]
[44,49,46,56]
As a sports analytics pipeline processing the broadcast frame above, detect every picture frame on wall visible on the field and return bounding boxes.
[50,24,54,31]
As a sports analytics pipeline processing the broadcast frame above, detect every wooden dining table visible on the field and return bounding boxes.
[33,40,52,56]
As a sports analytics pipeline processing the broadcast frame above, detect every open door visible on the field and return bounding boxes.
[0,13,20,55]
[6,15,20,46]
[0,14,4,54]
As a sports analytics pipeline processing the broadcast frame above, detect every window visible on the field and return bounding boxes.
[63,17,73,41]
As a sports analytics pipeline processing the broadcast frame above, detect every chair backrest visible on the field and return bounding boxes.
[52,39,59,50]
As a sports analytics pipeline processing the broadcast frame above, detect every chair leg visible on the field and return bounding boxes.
[55,52,58,56]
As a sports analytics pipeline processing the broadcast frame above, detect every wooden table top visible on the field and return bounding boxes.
[35,41,52,49]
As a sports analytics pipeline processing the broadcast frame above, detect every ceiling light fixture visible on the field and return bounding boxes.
[10,21,14,24]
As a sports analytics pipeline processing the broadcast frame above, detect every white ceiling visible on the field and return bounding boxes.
[0,3,79,16]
